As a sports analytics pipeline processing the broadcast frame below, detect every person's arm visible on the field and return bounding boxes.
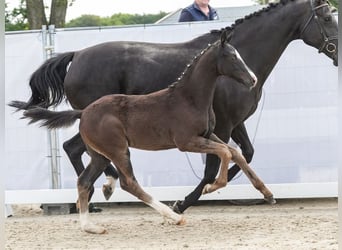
[178,9,194,22]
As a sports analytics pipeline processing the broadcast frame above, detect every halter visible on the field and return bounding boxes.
[300,0,337,55]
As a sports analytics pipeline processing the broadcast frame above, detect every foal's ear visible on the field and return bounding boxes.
[221,30,233,46]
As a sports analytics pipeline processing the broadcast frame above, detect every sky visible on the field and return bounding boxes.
[7,0,257,22]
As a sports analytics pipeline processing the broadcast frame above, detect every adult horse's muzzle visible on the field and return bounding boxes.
[332,52,338,66]
[246,71,258,90]
[323,40,338,66]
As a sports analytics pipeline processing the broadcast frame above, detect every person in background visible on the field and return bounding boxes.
[178,0,219,22]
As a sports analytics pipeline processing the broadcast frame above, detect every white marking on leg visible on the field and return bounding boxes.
[79,210,107,234]
[148,198,185,224]
[79,211,90,231]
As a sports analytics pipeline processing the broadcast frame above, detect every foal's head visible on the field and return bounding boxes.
[217,30,257,89]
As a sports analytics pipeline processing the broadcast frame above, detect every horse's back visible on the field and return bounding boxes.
[64,41,203,109]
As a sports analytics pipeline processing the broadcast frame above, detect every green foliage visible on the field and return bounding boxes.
[5,1,29,31]
[65,15,103,27]
[6,0,168,31]
[329,0,338,9]
[66,12,168,28]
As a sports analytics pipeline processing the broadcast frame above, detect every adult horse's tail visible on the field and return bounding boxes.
[22,107,81,130]
[9,52,75,111]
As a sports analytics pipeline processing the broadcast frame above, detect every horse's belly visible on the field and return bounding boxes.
[127,131,175,151]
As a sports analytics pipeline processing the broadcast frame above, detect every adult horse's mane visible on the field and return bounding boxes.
[237,0,296,24]
[210,0,297,34]
[180,0,298,89]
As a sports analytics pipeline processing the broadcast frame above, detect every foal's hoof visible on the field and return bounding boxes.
[202,184,212,194]
[82,223,108,234]
[102,184,114,200]
[176,216,186,226]
[264,195,277,205]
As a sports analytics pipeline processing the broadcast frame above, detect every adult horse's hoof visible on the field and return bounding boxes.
[102,176,117,200]
[69,203,102,214]
[172,200,183,214]
[264,195,276,205]
[102,184,114,200]
[89,203,102,213]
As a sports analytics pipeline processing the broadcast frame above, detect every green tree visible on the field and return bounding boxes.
[5,1,28,31]
[329,0,338,9]
[66,12,168,28]
[5,0,75,31]
[66,15,103,27]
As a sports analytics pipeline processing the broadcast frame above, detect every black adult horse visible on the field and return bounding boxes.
[10,0,338,213]
[21,33,272,234]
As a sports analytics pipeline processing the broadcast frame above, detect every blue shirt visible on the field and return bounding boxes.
[178,3,219,22]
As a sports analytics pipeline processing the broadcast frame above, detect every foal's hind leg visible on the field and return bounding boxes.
[110,149,185,226]
[77,149,110,234]
[63,132,119,201]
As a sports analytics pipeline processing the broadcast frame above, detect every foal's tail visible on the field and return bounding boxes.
[8,52,75,111]
[22,107,82,130]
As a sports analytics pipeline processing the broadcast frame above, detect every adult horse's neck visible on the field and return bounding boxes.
[170,43,219,110]
[231,0,310,94]
[184,30,221,49]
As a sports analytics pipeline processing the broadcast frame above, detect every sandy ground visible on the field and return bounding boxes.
[5,198,338,250]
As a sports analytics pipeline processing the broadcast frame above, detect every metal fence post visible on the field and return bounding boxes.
[42,24,61,190]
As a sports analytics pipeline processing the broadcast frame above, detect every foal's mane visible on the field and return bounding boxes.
[168,41,216,89]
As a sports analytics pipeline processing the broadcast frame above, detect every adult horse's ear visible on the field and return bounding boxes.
[221,30,233,46]
[330,6,337,13]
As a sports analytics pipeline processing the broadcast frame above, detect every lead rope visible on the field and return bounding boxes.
[186,89,266,181]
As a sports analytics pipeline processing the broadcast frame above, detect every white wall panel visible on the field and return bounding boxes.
[5,21,338,202]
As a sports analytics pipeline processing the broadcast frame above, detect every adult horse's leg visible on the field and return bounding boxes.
[172,154,220,214]
[227,123,254,182]
[173,135,233,213]
[63,133,87,176]
[102,162,119,200]
[173,124,230,214]
[63,132,119,201]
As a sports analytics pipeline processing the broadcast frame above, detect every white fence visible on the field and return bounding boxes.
[5,21,338,204]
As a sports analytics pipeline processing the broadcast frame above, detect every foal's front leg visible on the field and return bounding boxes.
[208,134,275,204]
[178,136,233,194]
[228,145,276,204]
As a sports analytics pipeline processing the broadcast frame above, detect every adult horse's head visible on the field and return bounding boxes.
[300,0,338,66]
[218,30,257,89]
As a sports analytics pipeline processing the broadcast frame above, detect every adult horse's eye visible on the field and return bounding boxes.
[324,16,332,22]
